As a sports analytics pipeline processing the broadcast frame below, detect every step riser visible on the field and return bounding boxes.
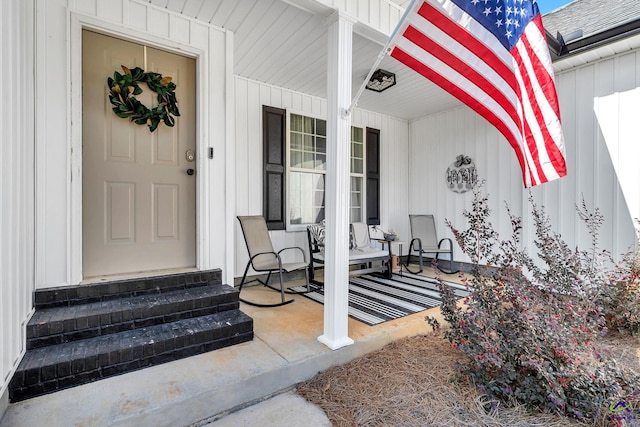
[27,302,240,349]
[34,270,223,309]
[10,269,254,403]
[27,285,240,349]
[11,332,254,402]
[11,313,253,402]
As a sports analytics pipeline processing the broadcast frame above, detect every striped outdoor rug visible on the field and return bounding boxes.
[290,272,470,326]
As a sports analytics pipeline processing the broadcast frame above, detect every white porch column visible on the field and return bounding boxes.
[318,11,355,350]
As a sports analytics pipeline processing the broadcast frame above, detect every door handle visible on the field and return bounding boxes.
[186,168,195,176]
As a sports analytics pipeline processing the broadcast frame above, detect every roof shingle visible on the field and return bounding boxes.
[542,0,640,41]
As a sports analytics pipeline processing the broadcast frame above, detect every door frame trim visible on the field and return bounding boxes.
[69,13,209,285]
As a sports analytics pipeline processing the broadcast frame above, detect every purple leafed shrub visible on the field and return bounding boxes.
[602,221,640,337]
[427,186,640,419]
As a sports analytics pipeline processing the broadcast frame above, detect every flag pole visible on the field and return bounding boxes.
[341,47,390,118]
[341,0,417,118]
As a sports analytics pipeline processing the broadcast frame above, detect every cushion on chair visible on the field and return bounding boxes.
[350,222,371,249]
[309,220,359,251]
[349,222,389,259]
[308,220,326,251]
[349,228,356,249]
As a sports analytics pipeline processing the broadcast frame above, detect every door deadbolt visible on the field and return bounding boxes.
[185,149,195,162]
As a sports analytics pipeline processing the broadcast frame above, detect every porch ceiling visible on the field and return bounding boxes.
[145,0,462,121]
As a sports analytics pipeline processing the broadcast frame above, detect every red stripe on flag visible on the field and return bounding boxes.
[511,44,553,183]
[402,25,521,129]
[530,17,562,120]
[518,18,566,178]
[390,46,529,183]
[417,1,518,94]
[513,47,560,182]
[520,109,549,184]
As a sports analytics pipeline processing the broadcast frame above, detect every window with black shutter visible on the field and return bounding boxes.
[366,127,381,226]
[262,106,381,229]
[262,106,286,230]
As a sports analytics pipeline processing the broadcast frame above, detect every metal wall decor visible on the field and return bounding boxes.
[446,154,478,193]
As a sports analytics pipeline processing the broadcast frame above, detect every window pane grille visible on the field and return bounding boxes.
[289,113,363,227]
[289,171,325,224]
[350,176,363,222]
[290,115,326,172]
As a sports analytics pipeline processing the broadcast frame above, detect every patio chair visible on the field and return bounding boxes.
[406,214,458,274]
[237,215,310,307]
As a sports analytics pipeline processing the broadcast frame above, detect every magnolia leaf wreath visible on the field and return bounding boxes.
[107,65,180,132]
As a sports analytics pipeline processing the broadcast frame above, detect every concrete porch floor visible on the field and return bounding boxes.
[1,267,459,427]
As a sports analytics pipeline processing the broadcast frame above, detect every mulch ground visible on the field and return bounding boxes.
[297,331,640,427]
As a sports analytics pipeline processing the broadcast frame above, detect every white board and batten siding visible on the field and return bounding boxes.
[408,42,640,264]
[36,0,234,288]
[1,0,36,409]
[409,107,524,261]
[314,0,404,36]
[234,76,409,278]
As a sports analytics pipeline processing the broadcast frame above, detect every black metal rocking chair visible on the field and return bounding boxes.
[237,215,310,307]
[406,214,459,274]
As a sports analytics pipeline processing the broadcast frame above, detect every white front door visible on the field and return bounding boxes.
[82,30,196,278]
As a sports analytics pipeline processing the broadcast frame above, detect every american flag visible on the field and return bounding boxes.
[387,0,567,187]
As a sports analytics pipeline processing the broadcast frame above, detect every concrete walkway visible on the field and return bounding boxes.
[1,269,451,427]
[202,390,330,427]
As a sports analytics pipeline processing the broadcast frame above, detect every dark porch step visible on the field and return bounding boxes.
[26,284,240,349]
[9,309,253,402]
[34,269,223,309]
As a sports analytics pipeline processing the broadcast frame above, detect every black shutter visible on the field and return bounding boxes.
[263,106,286,230]
[366,127,380,226]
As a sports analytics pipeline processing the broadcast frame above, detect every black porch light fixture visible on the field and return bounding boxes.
[365,69,396,93]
